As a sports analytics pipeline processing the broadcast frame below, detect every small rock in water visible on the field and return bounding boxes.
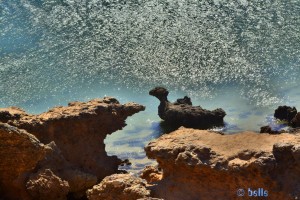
[149,87,226,129]
[274,106,297,122]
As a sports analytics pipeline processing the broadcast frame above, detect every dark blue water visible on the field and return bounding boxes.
[1,0,300,172]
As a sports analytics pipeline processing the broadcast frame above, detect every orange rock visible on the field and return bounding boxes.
[140,166,162,183]
[87,174,150,200]
[0,97,145,199]
[145,128,300,200]
[0,123,47,199]
[1,97,145,181]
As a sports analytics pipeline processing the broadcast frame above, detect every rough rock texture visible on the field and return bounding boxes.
[260,125,281,134]
[26,169,70,200]
[36,140,98,198]
[0,97,145,199]
[262,106,300,131]
[140,166,162,184]
[86,174,151,200]
[273,105,300,128]
[149,87,226,128]
[291,112,300,127]
[0,97,144,180]
[145,128,300,200]
[274,106,297,122]
[0,123,47,200]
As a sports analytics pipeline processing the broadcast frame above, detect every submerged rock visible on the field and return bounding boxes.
[86,174,151,200]
[149,87,226,129]
[145,128,300,200]
[0,97,145,199]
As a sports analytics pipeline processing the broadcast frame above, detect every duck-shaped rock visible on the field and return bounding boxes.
[149,87,226,128]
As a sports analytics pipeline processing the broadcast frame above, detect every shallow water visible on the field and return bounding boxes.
[1,0,300,172]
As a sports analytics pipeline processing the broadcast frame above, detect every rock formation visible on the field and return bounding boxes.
[261,106,300,133]
[145,128,300,200]
[274,106,297,122]
[260,125,281,134]
[86,174,151,200]
[140,166,162,184]
[26,169,70,200]
[0,123,47,200]
[0,97,145,199]
[273,105,300,128]
[291,112,300,127]
[149,87,226,129]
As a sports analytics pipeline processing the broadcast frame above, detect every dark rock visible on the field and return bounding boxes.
[149,87,169,102]
[273,143,295,163]
[149,87,226,129]
[260,125,280,134]
[274,106,297,122]
[120,159,132,166]
[291,112,300,128]
[0,110,21,123]
[174,96,192,105]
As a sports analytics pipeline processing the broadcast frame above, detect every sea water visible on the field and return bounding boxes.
[1,0,300,172]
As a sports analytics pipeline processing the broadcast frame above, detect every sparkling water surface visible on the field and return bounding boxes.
[1,0,300,172]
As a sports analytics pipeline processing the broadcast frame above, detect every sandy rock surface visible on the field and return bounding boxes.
[145,128,300,200]
[87,174,151,200]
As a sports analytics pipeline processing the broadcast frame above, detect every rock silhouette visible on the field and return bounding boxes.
[149,87,226,129]
[274,106,297,122]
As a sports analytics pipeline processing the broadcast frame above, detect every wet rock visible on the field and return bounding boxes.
[86,174,151,200]
[274,106,297,122]
[26,169,70,200]
[149,87,226,129]
[140,166,162,183]
[145,128,300,200]
[260,125,281,134]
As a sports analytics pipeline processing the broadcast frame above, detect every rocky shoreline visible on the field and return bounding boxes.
[145,128,300,200]
[0,97,300,200]
[0,97,145,199]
